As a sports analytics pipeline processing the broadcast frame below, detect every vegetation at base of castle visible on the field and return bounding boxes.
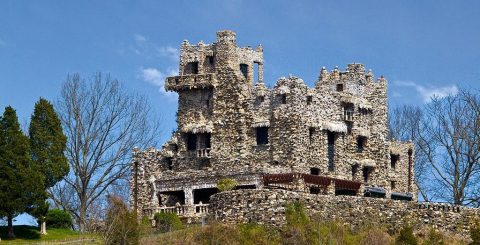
[51,73,161,232]
[154,212,184,233]
[141,202,469,245]
[46,209,73,229]
[470,222,480,245]
[217,178,238,192]
[102,195,141,245]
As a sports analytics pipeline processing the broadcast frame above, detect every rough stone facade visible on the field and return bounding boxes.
[130,30,417,222]
[210,189,478,236]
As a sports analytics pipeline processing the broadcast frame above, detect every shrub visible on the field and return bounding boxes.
[217,178,238,192]
[396,225,418,245]
[45,209,72,229]
[422,228,445,245]
[285,202,309,226]
[239,222,280,245]
[154,212,183,233]
[102,195,140,245]
[470,223,480,245]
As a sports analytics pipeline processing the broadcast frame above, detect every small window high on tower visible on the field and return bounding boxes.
[240,64,248,79]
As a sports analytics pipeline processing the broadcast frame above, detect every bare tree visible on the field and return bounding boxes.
[390,89,480,205]
[420,89,480,205]
[51,73,161,231]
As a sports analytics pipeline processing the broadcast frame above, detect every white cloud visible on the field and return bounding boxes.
[394,81,459,103]
[156,46,179,61]
[134,34,147,43]
[140,67,178,99]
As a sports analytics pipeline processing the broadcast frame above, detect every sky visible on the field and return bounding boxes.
[1,0,480,224]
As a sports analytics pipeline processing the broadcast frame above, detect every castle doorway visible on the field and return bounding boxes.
[193,188,218,204]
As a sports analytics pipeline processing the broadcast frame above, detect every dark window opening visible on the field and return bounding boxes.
[166,157,173,170]
[198,133,211,149]
[352,164,359,179]
[240,63,248,79]
[391,154,399,170]
[362,167,370,182]
[206,56,214,66]
[171,143,178,152]
[309,187,321,194]
[343,104,354,121]
[309,127,315,144]
[310,167,320,175]
[390,181,396,190]
[193,188,218,204]
[336,83,344,92]
[256,127,269,145]
[159,190,185,206]
[259,96,265,103]
[335,189,357,196]
[327,131,335,171]
[357,136,367,152]
[186,133,197,151]
[279,94,287,104]
[306,96,312,105]
[185,62,199,74]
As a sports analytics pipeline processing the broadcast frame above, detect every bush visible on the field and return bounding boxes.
[422,228,445,245]
[217,178,238,192]
[103,195,140,245]
[45,209,72,229]
[470,223,480,245]
[396,225,418,245]
[154,212,183,233]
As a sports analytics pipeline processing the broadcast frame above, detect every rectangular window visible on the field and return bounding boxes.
[256,127,269,145]
[352,164,359,179]
[185,62,199,74]
[279,94,287,104]
[166,157,173,170]
[343,104,354,121]
[206,56,214,66]
[336,83,344,92]
[390,181,396,190]
[390,154,399,170]
[310,167,320,175]
[357,136,367,152]
[306,96,312,105]
[362,167,369,182]
[240,64,248,79]
[186,133,197,151]
[309,127,315,144]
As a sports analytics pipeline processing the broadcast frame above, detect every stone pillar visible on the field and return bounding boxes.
[258,63,264,82]
[327,181,336,195]
[184,188,194,205]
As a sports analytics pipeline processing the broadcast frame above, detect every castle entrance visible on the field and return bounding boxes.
[193,188,218,204]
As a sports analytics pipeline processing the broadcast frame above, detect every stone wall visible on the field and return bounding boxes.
[209,189,479,235]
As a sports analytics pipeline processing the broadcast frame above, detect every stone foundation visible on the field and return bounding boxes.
[209,189,479,235]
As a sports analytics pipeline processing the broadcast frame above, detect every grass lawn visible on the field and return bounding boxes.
[0,225,100,244]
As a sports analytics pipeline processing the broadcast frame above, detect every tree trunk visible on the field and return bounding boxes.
[40,220,47,235]
[7,215,15,239]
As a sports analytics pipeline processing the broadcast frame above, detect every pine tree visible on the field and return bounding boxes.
[0,106,44,238]
[29,98,68,234]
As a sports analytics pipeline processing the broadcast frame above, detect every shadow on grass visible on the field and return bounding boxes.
[0,225,41,240]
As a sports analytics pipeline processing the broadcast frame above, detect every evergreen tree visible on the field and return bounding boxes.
[0,106,44,238]
[29,98,68,188]
[29,98,68,234]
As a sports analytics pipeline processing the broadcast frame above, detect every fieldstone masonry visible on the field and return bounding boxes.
[129,30,476,233]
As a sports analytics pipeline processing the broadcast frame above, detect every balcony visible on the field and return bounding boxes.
[144,203,210,219]
[165,73,217,92]
[343,110,354,122]
[197,148,211,158]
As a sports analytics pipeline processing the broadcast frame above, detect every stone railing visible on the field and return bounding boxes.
[165,73,217,92]
[144,203,210,219]
[197,148,211,158]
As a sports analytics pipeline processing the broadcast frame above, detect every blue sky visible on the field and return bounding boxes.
[1,0,479,224]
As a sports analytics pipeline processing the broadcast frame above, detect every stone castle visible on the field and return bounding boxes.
[130,30,478,234]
